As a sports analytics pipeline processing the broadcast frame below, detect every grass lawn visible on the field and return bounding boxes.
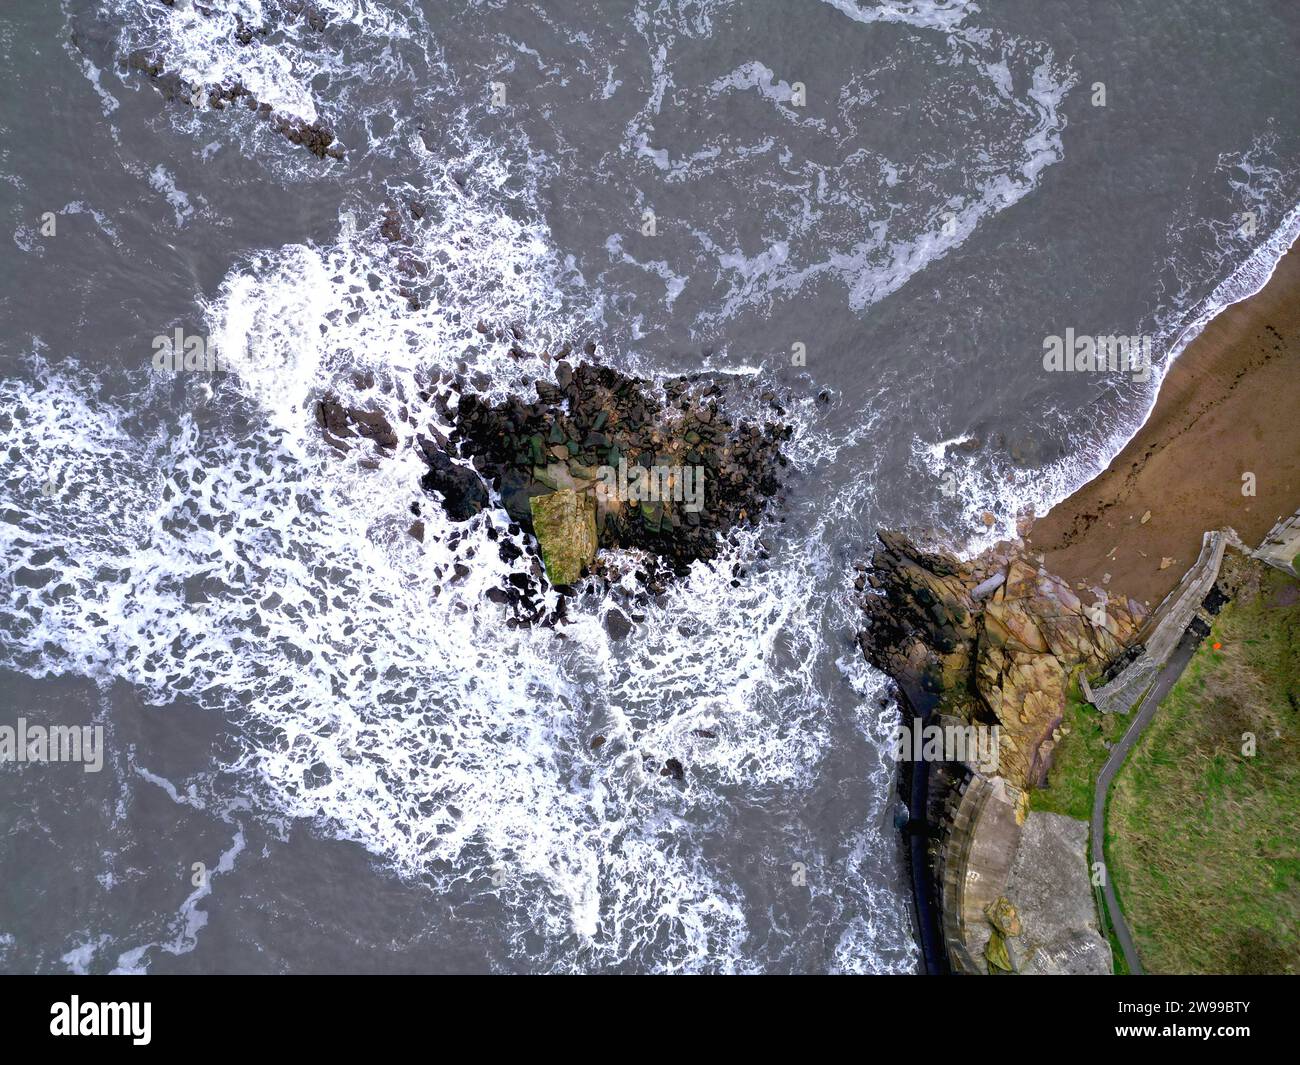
[1107,558,1300,973]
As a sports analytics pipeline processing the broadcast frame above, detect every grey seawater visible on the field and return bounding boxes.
[0,0,1296,973]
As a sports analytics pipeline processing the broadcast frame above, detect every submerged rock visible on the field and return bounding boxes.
[124,28,343,161]
[603,608,633,641]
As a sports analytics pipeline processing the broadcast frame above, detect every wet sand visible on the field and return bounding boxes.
[1027,240,1300,609]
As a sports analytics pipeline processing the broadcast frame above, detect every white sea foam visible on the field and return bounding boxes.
[1,142,913,973]
[148,165,196,226]
[62,35,120,118]
[0,352,913,970]
[3,0,1049,973]
[103,767,249,975]
[605,0,1074,325]
[822,0,978,33]
[103,0,436,174]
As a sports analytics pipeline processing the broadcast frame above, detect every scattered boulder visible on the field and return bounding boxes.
[985,895,1023,937]
[416,436,489,522]
[603,608,633,641]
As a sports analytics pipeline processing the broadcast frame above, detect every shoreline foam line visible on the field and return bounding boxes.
[925,198,1300,562]
[1051,201,1300,519]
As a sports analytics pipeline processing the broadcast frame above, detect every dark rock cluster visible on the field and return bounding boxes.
[275,1,329,32]
[310,355,790,614]
[416,435,489,522]
[315,391,399,455]
[856,531,977,714]
[433,359,792,578]
[126,2,341,160]
[377,199,432,309]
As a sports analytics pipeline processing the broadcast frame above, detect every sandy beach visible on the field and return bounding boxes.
[1028,239,1300,609]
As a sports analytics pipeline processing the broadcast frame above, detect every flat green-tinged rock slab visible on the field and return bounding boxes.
[530,488,597,585]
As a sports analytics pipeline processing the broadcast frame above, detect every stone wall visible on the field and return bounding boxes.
[1254,507,1300,577]
[1089,531,1227,715]
[933,772,1110,974]
[937,774,1022,973]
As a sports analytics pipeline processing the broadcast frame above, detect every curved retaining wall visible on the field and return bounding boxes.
[936,773,1024,973]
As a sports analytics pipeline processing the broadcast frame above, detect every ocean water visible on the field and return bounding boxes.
[0,0,1296,973]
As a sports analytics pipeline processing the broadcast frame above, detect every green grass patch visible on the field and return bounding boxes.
[1029,675,1128,821]
[1107,560,1300,974]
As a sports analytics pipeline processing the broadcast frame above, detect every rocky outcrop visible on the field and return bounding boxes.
[416,435,489,522]
[437,360,791,580]
[858,531,1145,791]
[124,24,343,161]
[311,358,789,609]
[315,396,400,450]
[530,488,597,585]
[858,531,1146,974]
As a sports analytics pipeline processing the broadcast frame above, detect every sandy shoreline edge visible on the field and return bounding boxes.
[1028,230,1300,608]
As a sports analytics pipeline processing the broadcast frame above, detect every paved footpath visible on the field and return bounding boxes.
[1090,625,1206,976]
